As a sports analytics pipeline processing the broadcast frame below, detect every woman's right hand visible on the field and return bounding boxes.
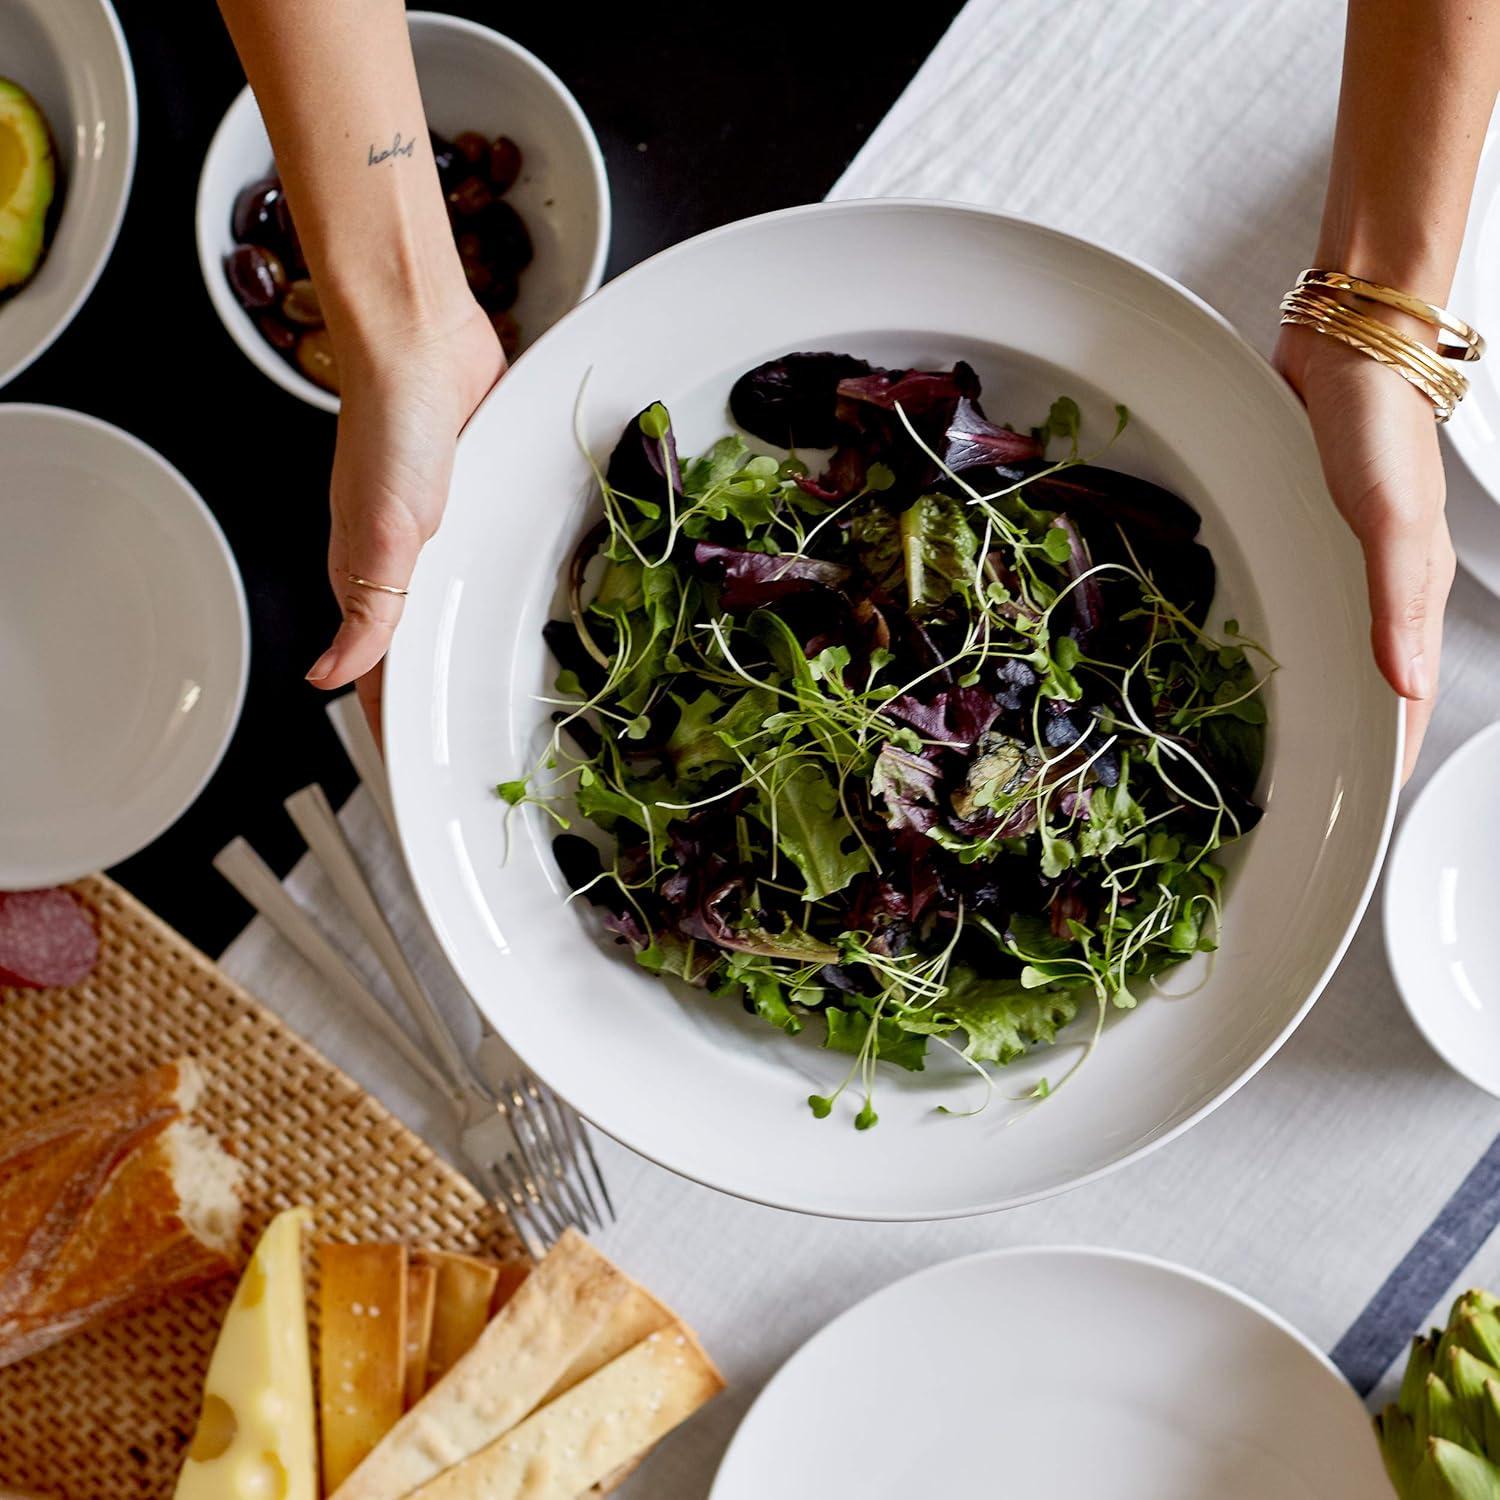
[305,297,505,733]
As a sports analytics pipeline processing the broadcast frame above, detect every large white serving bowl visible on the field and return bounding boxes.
[385,200,1402,1220]
[196,11,610,413]
[0,0,136,390]
[1385,721,1500,1097]
[0,407,248,888]
[710,1247,1386,1498]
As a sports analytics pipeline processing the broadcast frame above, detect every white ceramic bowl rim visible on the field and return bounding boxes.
[0,0,137,389]
[0,403,249,887]
[386,197,1402,1220]
[709,1244,1378,1496]
[194,9,611,413]
[1383,718,1500,1097]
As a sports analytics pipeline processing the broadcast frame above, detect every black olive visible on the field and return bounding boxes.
[281,278,323,328]
[225,244,287,310]
[231,176,283,246]
[453,130,488,167]
[478,199,533,271]
[483,269,518,313]
[488,135,522,193]
[256,312,298,353]
[295,328,339,393]
[447,174,494,219]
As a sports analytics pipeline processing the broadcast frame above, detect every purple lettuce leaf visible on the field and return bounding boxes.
[942,395,1045,472]
[870,743,942,832]
[693,542,851,612]
[606,403,684,501]
[729,352,873,448]
[881,685,1003,748]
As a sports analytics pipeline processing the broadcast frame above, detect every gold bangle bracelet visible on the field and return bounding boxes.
[1280,294,1465,420]
[1296,268,1485,362]
[1283,288,1468,404]
[1279,286,1467,421]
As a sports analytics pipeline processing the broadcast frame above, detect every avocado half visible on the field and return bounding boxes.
[0,78,56,293]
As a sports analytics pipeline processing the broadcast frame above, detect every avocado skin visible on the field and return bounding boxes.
[0,77,57,293]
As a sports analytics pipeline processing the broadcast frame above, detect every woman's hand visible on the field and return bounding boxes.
[1275,324,1454,781]
[304,299,504,732]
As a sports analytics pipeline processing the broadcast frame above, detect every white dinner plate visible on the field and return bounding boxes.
[1448,109,1500,514]
[385,199,1401,1220]
[0,0,136,389]
[709,1247,1387,1500]
[0,406,248,887]
[1384,720,1500,1096]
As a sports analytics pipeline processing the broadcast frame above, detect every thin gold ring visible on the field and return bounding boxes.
[346,572,410,598]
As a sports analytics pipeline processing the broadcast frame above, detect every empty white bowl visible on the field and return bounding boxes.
[0,406,248,888]
[195,11,610,412]
[1385,720,1500,1096]
[0,0,136,389]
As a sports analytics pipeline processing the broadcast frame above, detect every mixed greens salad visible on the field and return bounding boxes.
[503,352,1270,1127]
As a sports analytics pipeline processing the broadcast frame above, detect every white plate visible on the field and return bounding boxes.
[1447,109,1500,513]
[709,1247,1387,1500]
[1384,720,1500,1096]
[196,11,610,412]
[0,406,248,887]
[385,199,1401,1220]
[0,0,136,389]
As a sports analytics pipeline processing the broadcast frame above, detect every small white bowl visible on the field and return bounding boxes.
[0,406,248,889]
[196,11,610,413]
[0,0,136,390]
[1385,720,1500,1097]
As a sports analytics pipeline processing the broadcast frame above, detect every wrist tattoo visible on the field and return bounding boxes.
[367,130,416,167]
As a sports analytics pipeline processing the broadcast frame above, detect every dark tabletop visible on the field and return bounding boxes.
[10,0,961,956]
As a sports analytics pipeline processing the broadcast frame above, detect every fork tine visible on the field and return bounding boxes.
[535,1074,615,1224]
[531,1075,610,1227]
[511,1079,596,1233]
[485,1155,548,1259]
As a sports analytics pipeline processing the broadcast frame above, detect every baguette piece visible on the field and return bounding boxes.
[0,1059,242,1369]
[332,1230,628,1500]
[413,1249,500,1391]
[319,1243,409,1492]
[403,1260,437,1409]
[408,1324,725,1500]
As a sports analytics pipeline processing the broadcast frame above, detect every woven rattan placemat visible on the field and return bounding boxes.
[0,874,523,1499]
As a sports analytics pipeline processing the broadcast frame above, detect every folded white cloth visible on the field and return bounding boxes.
[221,0,1500,1488]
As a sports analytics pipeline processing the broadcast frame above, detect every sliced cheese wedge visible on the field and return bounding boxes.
[174,1208,318,1500]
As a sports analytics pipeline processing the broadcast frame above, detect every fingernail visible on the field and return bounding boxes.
[1408,651,1429,699]
[306,650,336,683]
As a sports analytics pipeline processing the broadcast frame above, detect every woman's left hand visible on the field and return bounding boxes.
[1275,323,1455,781]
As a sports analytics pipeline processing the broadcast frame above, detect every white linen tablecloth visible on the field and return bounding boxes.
[221,1,1500,1491]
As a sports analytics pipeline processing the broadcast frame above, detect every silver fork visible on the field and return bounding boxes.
[281,781,614,1255]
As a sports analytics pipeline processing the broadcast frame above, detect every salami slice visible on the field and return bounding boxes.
[0,888,99,989]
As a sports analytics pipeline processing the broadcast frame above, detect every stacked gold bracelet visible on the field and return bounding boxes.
[1278,268,1485,423]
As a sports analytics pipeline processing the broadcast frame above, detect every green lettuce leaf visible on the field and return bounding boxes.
[750,756,869,900]
[823,1006,928,1071]
[850,493,978,611]
[935,966,1083,1065]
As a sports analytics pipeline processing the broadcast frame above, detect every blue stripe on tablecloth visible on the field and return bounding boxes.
[1331,1130,1500,1397]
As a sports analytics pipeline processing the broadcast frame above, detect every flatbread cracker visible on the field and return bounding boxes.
[414,1249,501,1390]
[318,1242,409,1493]
[407,1324,724,1500]
[403,1261,437,1409]
[331,1230,628,1500]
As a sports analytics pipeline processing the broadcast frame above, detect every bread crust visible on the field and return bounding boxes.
[0,1061,241,1368]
